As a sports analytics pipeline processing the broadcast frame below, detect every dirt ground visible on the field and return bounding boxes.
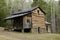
[0,27,60,40]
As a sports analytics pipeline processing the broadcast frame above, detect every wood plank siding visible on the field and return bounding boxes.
[23,14,32,28]
[32,8,46,33]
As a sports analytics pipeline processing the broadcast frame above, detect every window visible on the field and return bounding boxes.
[37,10,40,15]
[27,19,30,23]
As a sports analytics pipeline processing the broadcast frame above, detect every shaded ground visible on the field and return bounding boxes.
[0,27,60,40]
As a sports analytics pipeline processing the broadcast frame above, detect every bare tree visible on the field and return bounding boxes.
[5,0,32,14]
[51,0,56,33]
[59,0,60,5]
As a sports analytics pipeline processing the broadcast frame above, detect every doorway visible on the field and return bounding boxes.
[38,27,40,33]
[24,28,31,32]
[46,26,48,32]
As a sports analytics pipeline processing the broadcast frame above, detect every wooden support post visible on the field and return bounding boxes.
[22,29,24,33]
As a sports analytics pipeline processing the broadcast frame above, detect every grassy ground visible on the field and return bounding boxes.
[0,33,60,40]
[0,35,14,40]
[0,27,60,40]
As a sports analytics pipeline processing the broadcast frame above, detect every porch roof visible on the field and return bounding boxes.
[45,21,51,25]
[4,13,28,20]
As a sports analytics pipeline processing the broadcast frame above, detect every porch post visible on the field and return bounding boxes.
[22,28,24,33]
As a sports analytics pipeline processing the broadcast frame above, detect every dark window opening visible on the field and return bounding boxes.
[37,10,40,15]
[27,19,30,23]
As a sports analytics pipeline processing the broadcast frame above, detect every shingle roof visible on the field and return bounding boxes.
[12,6,46,15]
[4,6,46,20]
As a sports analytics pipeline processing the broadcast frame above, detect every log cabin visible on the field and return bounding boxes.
[4,6,51,33]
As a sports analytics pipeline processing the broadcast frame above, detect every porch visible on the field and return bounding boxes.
[4,13,32,32]
[13,16,31,33]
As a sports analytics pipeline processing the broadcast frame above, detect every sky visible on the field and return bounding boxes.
[26,0,33,2]
[55,0,59,1]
